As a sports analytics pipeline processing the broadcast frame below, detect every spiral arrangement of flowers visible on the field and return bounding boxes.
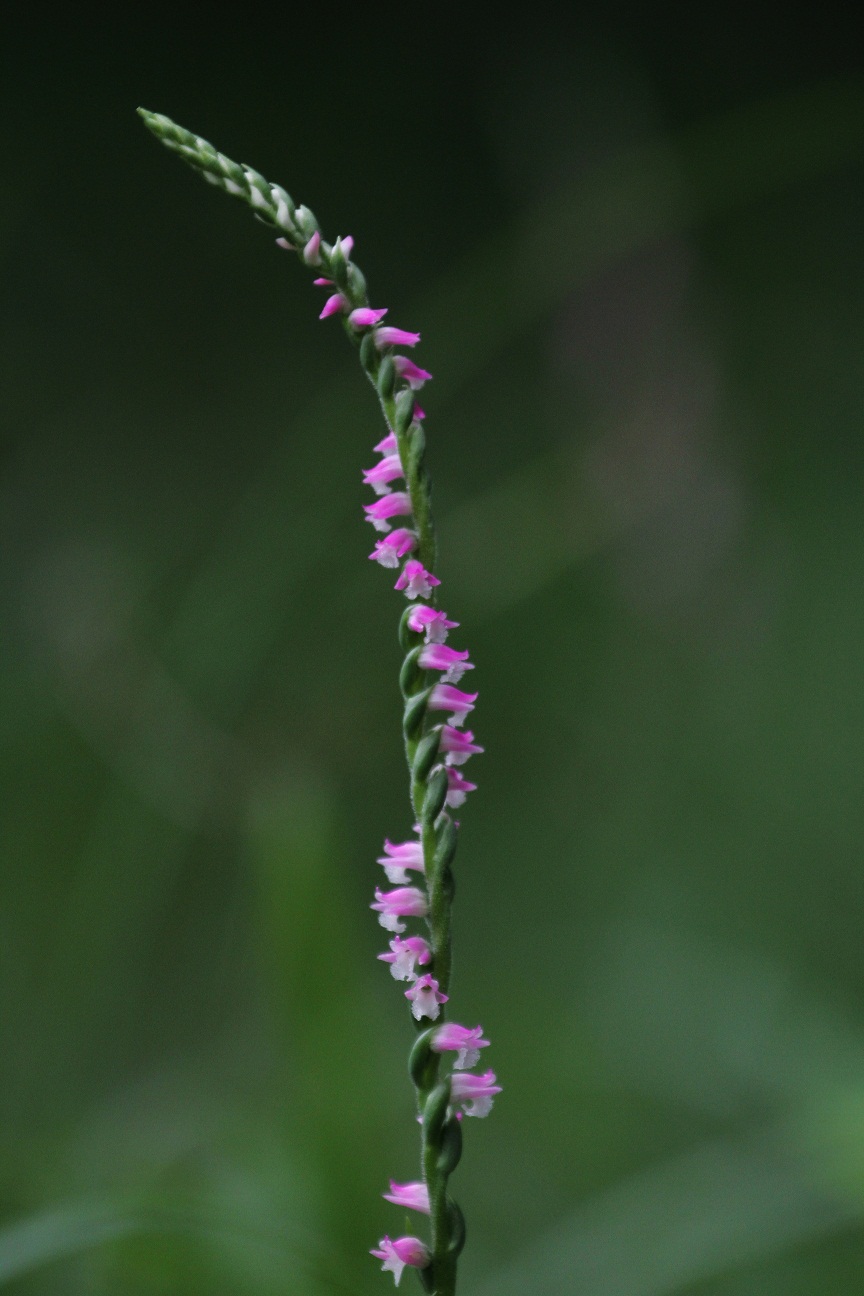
[139,109,501,1295]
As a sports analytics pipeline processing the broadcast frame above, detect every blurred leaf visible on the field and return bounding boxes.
[586,920,864,1119]
[0,1200,140,1285]
[474,1138,860,1296]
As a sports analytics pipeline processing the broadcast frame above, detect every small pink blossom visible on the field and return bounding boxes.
[449,1069,502,1117]
[371,886,429,933]
[394,560,441,600]
[374,432,398,454]
[438,725,484,766]
[394,357,433,389]
[443,766,477,807]
[349,306,389,328]
[432,1023,490,1070]
[405,973,448,1020]
[313,276,333,286]
[418,643,473,683]
[375,327,421,349]
[302,231,321,265]
[428,683,478,726]
[334,234,354,259]
[406,605,459,643]
[377,837,425,884]
[370,1235,430,1286]
[378,934,431,981]
[364,492,413,533]
[382,1181,431,1214]
[414,405,426,420]
[363,454,404,495]
[275,236,292,250]
[319,292,349,319]
[369,529,417,568]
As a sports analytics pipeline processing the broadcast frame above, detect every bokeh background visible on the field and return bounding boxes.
[3,4,864,1292]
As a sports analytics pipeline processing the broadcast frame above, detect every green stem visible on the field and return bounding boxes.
[424,1137,457,1296]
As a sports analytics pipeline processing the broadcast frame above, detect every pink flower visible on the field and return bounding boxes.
[418,643,473,683]
[438,725,484,766]
[378,934,431,981]
[394,357,433,389]
[371,886,428,933]
[406,605,459,643]
[374,431,398,454]
[443,766,477,808]
[370,1235,430,1286]
[319,292,349,319]
[405,973,448,1021]
[375,327,421,349]
[363,454,405,495]
[312,276,333,286]
[428,683,478,726]
[432,1023,490,1070]
[334,234,354,259]
[394,560,440,600]
[377,837,425,884]
[383,1181,431,1214]
[449,1069,502,1117]
[302,231,321,265]
[349,306,389,328]
[364,492,413,533]
[414,405,426,420]
[369,529,417,568]
[275,237,292,250]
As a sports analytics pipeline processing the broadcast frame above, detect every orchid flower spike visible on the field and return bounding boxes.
[136,109,497,1294]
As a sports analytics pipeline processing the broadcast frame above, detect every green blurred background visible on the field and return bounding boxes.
[3,4,864,1292]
